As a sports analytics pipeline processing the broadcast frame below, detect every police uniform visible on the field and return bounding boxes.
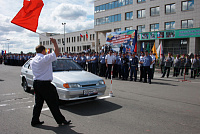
[116,54,122,79]
[121,55,129,80]
[130,56,138,81]
[143,55,152,84]
[100,54,106,77]
[139,55,144,82]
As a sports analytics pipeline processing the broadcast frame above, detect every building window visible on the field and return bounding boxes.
[150,23,159,31]
[182,0,194,11]
[165,21,175,30]
[125,12,133,20]
[77,36,79,42]
[83,35,85,41]
[95,14,121,25]
[137,25,145,33]
[95,0,133,13]
[125,26,133,31]
[93,34,95,40]
[114,28,121,32]
[90,34,92,40]
[181,19,193,29]
[137,0,146,3]
[137,9,145,18]
[150,6,160,16]
[46,41,49,45]
[165,3,175,14]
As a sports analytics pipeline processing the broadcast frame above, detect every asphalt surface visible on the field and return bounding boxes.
[0,64,200,134]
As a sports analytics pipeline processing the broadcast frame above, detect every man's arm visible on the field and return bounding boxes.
[50,38,59,57]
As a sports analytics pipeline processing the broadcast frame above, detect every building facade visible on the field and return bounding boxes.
[94,0,200,54]
[39,29,95,54]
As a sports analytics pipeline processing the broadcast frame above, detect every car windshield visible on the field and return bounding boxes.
[52,59,83,72]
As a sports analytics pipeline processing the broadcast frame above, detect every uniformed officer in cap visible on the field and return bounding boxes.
[129,52,138,81]
[140,50,153,84]
[139,52,144,82]
[121,52,129,80]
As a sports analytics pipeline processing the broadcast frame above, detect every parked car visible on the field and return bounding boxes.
[20,58,106,101]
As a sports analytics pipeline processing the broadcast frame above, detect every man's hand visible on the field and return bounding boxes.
[50,38,59,57]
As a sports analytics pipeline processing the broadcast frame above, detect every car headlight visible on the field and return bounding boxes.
[97,80,105,86]
[63,83,81,88]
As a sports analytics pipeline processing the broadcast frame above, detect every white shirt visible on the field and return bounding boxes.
[30,52,57,81]
[105,54,116,64]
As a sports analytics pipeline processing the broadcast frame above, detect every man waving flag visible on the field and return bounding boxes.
[11,0,44,32]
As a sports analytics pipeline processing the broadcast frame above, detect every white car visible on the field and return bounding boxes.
[20,58,106,101]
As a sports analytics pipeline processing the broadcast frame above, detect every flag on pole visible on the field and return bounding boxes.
[80,33,83,38]
[5,50,6,54]
[156,44,160,57]
[159,41,163,57]
[1,50,4,55]
[151,43,158,59]
[86,31,88,39]
[11,0,44,32]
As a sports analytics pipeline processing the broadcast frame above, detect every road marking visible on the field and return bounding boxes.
[0,101,33,107]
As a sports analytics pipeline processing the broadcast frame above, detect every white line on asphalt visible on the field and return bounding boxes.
[0,101,33,107]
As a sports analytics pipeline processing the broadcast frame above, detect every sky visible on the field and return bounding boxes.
[0,0,94,53]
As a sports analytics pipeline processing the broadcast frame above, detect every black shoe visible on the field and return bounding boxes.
[59,120,71,126]
[31,121,44,127]
[149,81,151,84]
[134,79,136,82]
[143,81,147,83]
[161,76,164,78]
[139,80,142,82]
[130,79,133,81]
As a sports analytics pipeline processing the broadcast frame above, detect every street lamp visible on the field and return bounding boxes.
[62,23,66,53]
[7,39,10,53]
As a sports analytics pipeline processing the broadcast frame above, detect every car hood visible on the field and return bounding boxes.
[53,71,102,83]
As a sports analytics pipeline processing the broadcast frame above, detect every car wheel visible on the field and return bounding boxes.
[22,79,31,93]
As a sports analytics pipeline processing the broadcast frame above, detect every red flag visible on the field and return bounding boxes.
[80,33,83,38]
[11,0,44,32]
[134,42,137,52]
[86,31,88,38]
[5,50,6,54]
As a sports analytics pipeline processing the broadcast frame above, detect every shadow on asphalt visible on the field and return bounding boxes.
[35,125,82,134]
[151,81,177,86]
[0,79,4,81]
[60,99,122,116]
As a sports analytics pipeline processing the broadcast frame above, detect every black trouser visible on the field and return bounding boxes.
[151,64,155,79]
[180,66,184,75]
[173,67,179,77]
[100,63,106,77]
[162,67,170,77]
[122,64,128,80]
[118,65,122,79]
[92,62,97,74]
[160,65,164,74]
[143,66,151,83]
[185,66,190,75]
[88,63,92,72]
[113,64,118,78]
[191,69,197,78]
[32,80,65,124]
[130,66,137,81]
[105,64,112,79]
[140,66,144,81]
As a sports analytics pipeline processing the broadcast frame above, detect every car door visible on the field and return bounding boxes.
[23,60,33,87]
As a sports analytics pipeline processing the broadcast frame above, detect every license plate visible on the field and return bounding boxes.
[83,89,98,95]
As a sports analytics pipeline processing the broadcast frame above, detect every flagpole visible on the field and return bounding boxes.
[35,32,50,39]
